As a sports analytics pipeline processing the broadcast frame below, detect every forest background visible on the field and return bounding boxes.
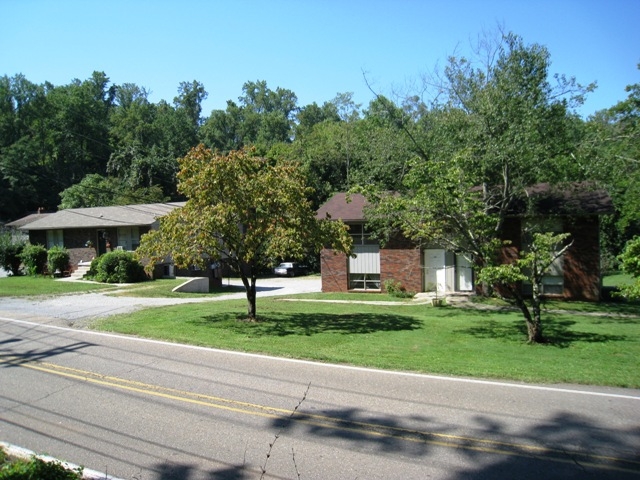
[0,30,638,269]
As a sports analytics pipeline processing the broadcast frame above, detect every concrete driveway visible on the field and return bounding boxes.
[0,275,321,328]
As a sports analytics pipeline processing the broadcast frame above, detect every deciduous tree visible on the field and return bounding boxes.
[364,32,593,343]
[136,145,352,320]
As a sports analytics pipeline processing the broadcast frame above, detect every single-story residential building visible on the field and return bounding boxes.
[9,202,222,286]
[317,184,613,301]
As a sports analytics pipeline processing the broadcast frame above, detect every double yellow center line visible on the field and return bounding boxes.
[5,358,639,474]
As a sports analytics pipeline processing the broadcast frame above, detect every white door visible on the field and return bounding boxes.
[424,249,446,293]
[456,254,474,291]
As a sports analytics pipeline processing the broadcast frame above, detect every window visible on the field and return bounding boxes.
[348,244,380,290]
[116,227,140,251]
[46,229,64,248]
[348,273,381,290]
[348,224,377,246]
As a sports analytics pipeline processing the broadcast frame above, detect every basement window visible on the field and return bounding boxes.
[349,273,381,290]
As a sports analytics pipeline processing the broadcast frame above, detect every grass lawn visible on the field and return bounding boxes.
[95,296,640,388]
[603,272,635,287]
[0,276,244,298]
[0,276,115,296]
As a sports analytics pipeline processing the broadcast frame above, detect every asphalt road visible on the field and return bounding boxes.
[1,278,639,479]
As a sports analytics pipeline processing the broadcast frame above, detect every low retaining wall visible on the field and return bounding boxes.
[172,277,209,293]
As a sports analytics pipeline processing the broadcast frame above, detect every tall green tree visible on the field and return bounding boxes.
[582,67,640,261]
[365,32,593,343]
[136,146,352,320]
[108,82,205,199]
[58,173,165,209]
[0,72,116,219]
[200,80,298,153]
[0,74,52,219]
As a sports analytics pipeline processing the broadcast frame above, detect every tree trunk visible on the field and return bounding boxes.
[238,263,258,321]
[246,278,257,320]
[528,282,544,343]
[526,317,544,344]
[510,287,544,344]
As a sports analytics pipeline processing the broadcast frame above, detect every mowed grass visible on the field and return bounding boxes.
[0,276,115,296]
[0,276,244,298]
[95,296,640,388]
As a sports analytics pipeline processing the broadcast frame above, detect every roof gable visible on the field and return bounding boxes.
[316,193,368,222]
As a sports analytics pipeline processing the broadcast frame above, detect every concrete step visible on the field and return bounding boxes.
[70,262,92,279]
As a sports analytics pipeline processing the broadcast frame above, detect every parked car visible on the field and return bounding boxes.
[274,262,308,277]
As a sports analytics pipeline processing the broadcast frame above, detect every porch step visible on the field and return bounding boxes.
[70,262,92,280]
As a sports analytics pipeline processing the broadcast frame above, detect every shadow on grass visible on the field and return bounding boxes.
[456,316,628,348]
[189,312,422,336]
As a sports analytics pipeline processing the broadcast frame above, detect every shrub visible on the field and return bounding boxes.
[383,279,416,298]
[19,243,48,275]
[47,246,70,275]
[0,232,25,275]
[90,250,148,283]
[0,454,83,479]
[616,236,640,300]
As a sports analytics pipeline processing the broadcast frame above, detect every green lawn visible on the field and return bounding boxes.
[95,296,640,388]
[603,272,635,287]
[0,276,243,298]
[4,275,638,388]
[0,276,115,296]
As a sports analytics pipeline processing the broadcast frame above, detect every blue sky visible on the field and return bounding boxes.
[2,0,639,118]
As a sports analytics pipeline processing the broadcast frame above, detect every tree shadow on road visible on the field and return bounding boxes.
[0,338,95,366]
[145,406,640,480]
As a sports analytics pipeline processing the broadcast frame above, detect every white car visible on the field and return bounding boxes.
[274,262,308,277]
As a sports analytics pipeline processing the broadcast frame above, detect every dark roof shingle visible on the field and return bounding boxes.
[316,193,368,222]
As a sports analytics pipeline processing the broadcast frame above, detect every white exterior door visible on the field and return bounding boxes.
[424,249,446,293]
[456,254,474,291]
[424,249,474,293]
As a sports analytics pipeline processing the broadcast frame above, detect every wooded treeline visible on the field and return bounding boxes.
[1,33,638,262]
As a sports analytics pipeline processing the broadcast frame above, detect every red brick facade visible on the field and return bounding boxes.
[320,248,349,292]
[563,217,601,301]
[318,189,609,301]
[320,242,422,294]
[498,216,602,301]
[380,237,422,293]
[322,216,603,300]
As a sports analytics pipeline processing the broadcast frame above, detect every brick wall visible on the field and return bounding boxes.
[498,216,602,301]
[380,245,422,293]
[64,229,99,270]
[564,217,601,301]
[321,238,423,293]
[320,248,349,292]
